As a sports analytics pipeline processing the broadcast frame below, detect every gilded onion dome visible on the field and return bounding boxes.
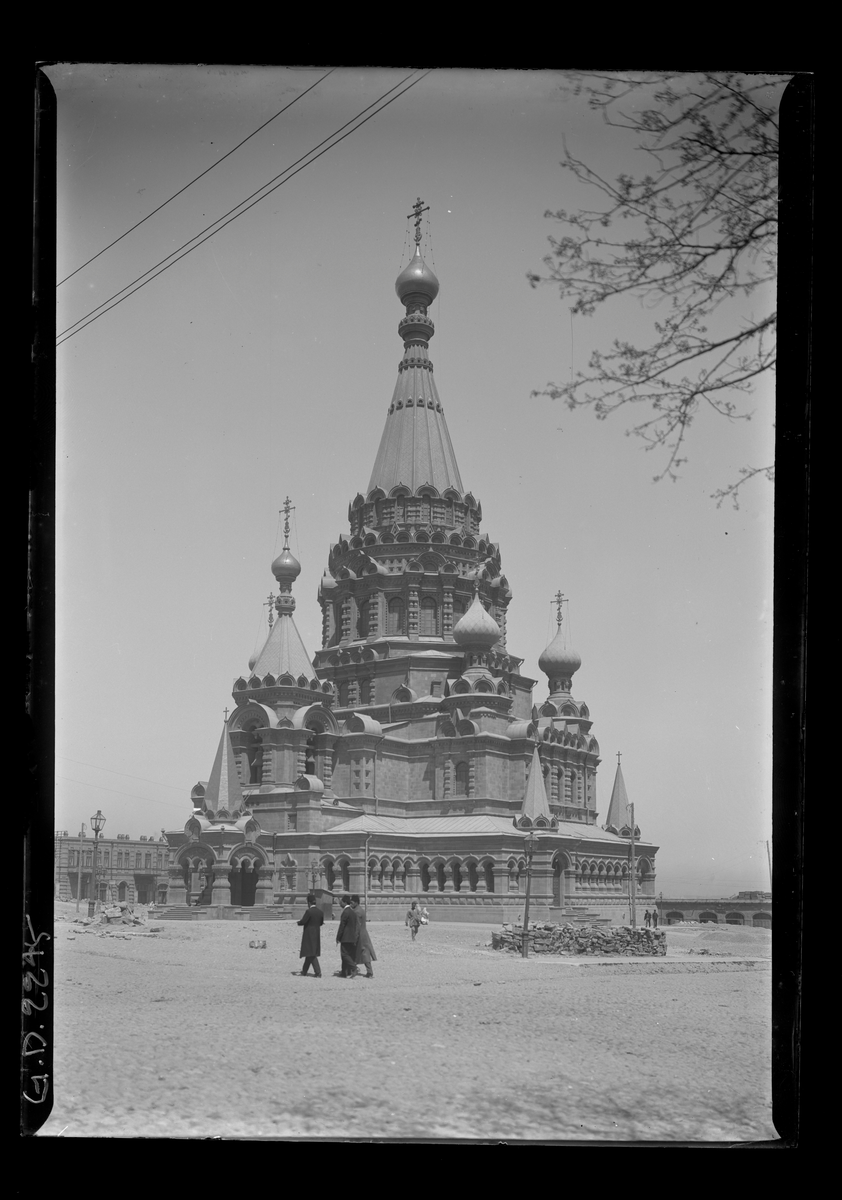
[452,592,501,649]
[395,244,439,307]
[271,545,301,583]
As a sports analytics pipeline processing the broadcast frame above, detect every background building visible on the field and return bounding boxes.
[164,212,658,923]
[655,892,771,927]
[54,830,173,905]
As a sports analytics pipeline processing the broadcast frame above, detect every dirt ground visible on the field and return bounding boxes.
[36,904,776,1142]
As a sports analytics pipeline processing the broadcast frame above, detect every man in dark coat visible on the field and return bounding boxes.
[335,894,360,978]
[351,894,376,979]
[296,893,324,977]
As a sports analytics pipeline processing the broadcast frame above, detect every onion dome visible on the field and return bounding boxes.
[271,545,301,583]
[538,624,582,679]
[542,624,580,691]
[395,245,439,307]
[452,592,500,648]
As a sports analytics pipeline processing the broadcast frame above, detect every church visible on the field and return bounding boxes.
[163,202,658,924]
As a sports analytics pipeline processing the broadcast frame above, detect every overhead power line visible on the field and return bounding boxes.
[56,67,337,287]
[57,69,431,347]
[57,754,186,792]
[58,775,182,808]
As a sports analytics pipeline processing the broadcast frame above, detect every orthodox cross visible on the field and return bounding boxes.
[266,591,276,629]
[554,591,566,626]
[281,496,294,545]
[223,707,230,722]
[617,751,622,766]
[407,197,430,245]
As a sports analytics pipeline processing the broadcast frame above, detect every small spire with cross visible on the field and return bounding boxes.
[554,591,566,627]
[265,591,276,629]
[617,751,622,766]
[407,197,430,246]
[223,707,230,723]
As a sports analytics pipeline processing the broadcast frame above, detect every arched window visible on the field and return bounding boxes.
[246,726,262,783]
[454,762,469,796]
[419,596,438,636]
[305,731,317,775]
[356,600,368,640]
[387,597,405,635]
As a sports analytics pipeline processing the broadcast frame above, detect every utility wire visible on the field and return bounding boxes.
[56,68,337,287]
[58,755,185,792]
[58,68,423,340]
[57,70,431,346]
[58,774,182,808]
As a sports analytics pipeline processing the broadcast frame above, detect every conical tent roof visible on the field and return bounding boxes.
[367,247,463,497]
[250,611,316,681]
[521,745,551,824]
[604,762,634,834]
[203,724,245,814]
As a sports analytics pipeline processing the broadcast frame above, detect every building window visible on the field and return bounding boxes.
[419,597,438,636]
[135,853,142,869]
[287,813,297,831]
[145,853,152,869]
[387,597,405,635]
[104,853,110,867]
[454,762,469,796]
[84,852,92,867]
[356,600,368,640]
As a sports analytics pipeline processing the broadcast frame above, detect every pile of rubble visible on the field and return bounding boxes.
[492,922,667,956]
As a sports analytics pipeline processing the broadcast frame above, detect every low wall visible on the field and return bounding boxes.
[492,923,667,956]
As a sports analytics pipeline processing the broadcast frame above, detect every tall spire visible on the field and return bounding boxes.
[367,200,463,497]
[203,721,245,816]
[604,756,638,836]
[250,496,317,681]
[520,744,552,825]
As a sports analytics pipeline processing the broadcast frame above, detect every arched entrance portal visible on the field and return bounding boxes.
[230,859,260,907]
[552,853,571,908]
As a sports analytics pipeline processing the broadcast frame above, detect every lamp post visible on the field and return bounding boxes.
[521,830,537,959]
[87,809,106,919]
[628,801,636,929]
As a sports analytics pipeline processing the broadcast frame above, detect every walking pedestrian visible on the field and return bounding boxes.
[335,894,360,977]
[351,894,376,979]
[294,893,323,977]
[644,909,651,928]
[651,907,659,928]
[406,901,422,941]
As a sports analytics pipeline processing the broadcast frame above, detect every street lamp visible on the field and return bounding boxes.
[87,809,106,919]
[521,830,538,959]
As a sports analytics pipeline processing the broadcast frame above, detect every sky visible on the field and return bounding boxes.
[45,65,783,897]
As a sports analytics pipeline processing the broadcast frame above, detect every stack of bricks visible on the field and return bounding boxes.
[491,922,666,956]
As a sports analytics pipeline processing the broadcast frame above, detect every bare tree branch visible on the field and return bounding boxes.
[530,72,787,499]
